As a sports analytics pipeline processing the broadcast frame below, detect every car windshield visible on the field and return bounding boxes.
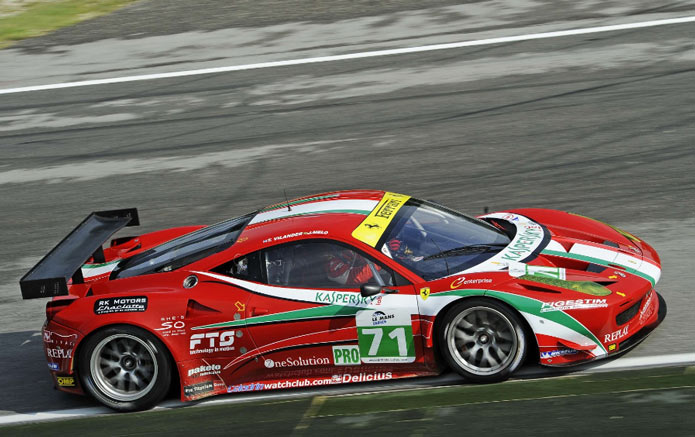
[379,200,511,280]
[112,213,254,279]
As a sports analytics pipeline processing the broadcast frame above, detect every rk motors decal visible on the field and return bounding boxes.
[94,296,148,315]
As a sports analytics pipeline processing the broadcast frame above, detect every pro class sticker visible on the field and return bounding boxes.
[94,296,148,315]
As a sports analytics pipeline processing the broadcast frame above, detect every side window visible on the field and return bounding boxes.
[212,251,263,283]
[264,241,396,289]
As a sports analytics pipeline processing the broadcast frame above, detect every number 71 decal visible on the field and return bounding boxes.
[356,311,415,363]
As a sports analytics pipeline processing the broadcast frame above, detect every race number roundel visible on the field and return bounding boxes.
[355,310,415,363]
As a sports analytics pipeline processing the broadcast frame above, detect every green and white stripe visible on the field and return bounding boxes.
[542,242,660,286]
[249,199,378,224]
[81,260,119,278]
[419,288,606,356]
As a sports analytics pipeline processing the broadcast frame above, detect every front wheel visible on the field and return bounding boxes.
[439,299,527,383]
[79,325,171,411]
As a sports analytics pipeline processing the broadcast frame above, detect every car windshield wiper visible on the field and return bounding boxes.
[423,243,508,260]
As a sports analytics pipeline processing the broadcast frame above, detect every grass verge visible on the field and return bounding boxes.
[0,0,138,48]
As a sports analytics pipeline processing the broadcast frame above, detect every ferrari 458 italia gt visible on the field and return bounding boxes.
[21,190,665,411]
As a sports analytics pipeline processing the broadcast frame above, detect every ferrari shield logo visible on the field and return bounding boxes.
[419,287,430,300]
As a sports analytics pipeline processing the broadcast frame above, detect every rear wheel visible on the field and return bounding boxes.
[79,325,171,411]
[440,299,527,382]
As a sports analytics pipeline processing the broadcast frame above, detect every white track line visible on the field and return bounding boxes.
[1,16,694,95]
[0,353,692,426]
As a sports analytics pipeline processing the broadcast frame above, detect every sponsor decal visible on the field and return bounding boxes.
[342,372,393,383]
[500,226,544,262]
[48,362,60,371]
[450,276,493,289]
[371,311,395,326]
[228,382,264,393]
[189,331,235,355]
[43,330,77,345]
[508,262,566,280]
[314,291,379,306]
[608,343,617,351]
[614,271,626,278]
[155,316,186,337]
[333,345,361,366]
[604,326,629,343]
[263,356,330,368]
[262,230,328,244]
[183,381,214,398]
[540,348,579,359]
[56,376,75,387]
[187,364,221,377]
[46,345,73,359]
[94,296,147,315]
[540,299,608,313]
[352,192,411,247]
[639,291,656,324]
[419,287,430,300]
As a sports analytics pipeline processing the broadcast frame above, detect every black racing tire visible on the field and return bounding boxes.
[78,325,171,412]
[439,298,527,383]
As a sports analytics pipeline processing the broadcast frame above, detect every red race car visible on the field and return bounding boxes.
[21,190,665,411]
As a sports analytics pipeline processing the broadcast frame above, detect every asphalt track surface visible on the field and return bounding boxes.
[0,0,694,420]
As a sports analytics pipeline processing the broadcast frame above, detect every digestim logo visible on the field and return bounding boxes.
[333,345,361,365]
[56,376,75,387]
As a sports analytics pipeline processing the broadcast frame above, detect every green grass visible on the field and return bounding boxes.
[0,0,138,48]
[2,366,694,436]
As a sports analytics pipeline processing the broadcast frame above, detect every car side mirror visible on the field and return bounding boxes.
[360,284,382,297]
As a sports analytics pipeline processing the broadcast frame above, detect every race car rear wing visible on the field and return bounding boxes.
[19,208,139,299]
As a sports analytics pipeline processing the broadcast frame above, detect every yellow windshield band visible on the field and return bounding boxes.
[351,192,411,247]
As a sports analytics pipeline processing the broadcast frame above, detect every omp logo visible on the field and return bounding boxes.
[333,345,360,365]
[189,331,235,355]
[56,376,75,387]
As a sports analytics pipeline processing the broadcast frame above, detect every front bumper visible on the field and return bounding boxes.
[540,291,665,367]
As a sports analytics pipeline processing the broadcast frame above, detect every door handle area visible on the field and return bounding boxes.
[381,288,399,294]
[251,307,269,316]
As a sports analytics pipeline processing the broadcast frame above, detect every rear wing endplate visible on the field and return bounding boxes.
[19,208,139,299]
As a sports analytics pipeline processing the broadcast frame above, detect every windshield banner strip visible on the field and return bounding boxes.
[351,192,411,247]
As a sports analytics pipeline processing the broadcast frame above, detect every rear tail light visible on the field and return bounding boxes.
[46,298,76,321]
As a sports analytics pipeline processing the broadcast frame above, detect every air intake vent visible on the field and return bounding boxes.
[616,298,643,326]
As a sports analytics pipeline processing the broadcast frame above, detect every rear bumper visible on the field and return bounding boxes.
[43,319,85,395]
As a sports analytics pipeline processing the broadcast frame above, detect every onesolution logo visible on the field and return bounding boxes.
[264,356,330,368]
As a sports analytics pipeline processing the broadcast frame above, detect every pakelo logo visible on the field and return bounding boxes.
[371,311,395,326]
[263,356,330,368]
[332,345,360,365]
[94,296,147,315]
[540,299,608,312]
[187,364,221,377]
[189,331,235,355]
